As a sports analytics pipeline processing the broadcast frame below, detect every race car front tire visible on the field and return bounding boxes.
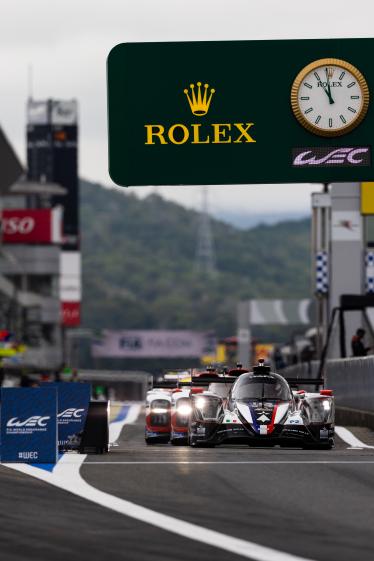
[189,437,215,448]
[145,435,170,445]
[303,439,334,450]
[171,439,188,446]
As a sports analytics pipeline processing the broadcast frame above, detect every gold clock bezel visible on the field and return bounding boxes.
[291,58,370,137]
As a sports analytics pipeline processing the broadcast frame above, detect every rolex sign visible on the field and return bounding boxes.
[107,39,374,186]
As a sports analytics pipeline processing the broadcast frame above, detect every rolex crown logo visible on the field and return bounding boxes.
[327,66,334,79]
[184,82,215,116]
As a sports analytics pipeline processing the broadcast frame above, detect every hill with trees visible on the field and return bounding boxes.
[81,180,311,338]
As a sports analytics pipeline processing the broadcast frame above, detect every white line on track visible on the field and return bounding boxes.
[335,426,374,449]
[83,460,374,464]
[109,404,141,443]
[2,404,316,561]
[5,455,316,561]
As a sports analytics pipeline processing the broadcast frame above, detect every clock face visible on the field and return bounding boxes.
[291,58,369,137]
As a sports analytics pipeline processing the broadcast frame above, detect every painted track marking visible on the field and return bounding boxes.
[110,403,141,443]
[83,460,374,464]
[335,426,374,449]
[5,454,316,561]
[2,403,316,561]
[4,420,374,561]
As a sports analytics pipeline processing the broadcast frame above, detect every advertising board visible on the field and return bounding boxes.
[2,208,62,244]
[107,38,374,186]
[60,251,81,326]
[92,330,216,358]
[1,387,57,464]
[50,383,91,449]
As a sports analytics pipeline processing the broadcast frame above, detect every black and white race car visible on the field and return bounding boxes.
[188,361,334,449]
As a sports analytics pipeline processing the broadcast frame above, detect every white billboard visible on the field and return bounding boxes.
[27,100,49,125]
[51,100,78,125]
[92,330,216,359]
[27,99,78,125]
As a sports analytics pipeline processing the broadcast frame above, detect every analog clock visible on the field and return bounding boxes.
[291,58,369,137]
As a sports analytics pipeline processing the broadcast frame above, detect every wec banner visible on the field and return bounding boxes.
[92,330,216,358]
[56,383,91,449]
[1,387,57,464]
[108,38,374,186]
[41,382,91,449]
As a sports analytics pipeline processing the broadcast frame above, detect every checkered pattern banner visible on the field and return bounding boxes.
[316,251,329,294]
[366,251,374,293]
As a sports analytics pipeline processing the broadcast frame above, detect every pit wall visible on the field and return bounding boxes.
[282,357,374,430]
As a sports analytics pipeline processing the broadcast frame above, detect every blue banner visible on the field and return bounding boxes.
[53,383,91,449]
[1,387,57,464]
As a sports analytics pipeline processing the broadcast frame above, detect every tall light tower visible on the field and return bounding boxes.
[195,186,216,277]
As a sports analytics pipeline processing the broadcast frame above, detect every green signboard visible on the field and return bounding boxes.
[107,38,374,187]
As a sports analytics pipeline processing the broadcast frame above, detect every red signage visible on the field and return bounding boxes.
[2,208,62,244]
[62,302,80,327]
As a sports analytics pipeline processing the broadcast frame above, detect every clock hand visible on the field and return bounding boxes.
[316,75,334,104]
[325,67,335,105]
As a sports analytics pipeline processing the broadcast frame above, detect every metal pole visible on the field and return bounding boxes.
[237,301,251,367]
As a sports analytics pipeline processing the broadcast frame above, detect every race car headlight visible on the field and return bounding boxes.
[177,404,192,416]
[152,407,169,414]
[195,397,207,410]
[322,400,331,411]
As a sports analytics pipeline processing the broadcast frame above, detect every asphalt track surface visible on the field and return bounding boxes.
[2,412,374,561]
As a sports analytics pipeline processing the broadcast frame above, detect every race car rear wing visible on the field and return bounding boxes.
[151,381,182,389]
[285,377,324,389]
[179,376,238,387]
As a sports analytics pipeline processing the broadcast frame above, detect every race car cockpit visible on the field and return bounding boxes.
[231,373,292,402]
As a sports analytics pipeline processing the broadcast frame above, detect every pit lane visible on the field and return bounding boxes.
[2,409,374,561]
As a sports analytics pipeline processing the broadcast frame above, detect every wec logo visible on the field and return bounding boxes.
[7,416,50,428]
[58,408,84,419]
[292,146,370,168]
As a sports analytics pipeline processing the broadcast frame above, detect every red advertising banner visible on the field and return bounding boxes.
[61,302,80,327]
[2,208,62,244]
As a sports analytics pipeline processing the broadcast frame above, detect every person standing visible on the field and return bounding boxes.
[351,328,371,357]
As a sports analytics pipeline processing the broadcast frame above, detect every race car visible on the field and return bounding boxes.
[170,387,205,445]
[145,388,172,444]
[188,361,334,449]
[146,370,212,445]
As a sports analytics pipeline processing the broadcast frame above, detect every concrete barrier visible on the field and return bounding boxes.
[326,356,374,429]
[283,357,374,429]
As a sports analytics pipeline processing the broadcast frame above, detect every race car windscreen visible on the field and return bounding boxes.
[232,375,291,400]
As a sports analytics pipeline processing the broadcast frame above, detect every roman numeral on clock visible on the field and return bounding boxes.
[329,118,333,128]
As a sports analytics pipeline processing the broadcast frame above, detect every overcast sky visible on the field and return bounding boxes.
[1,0,372,216]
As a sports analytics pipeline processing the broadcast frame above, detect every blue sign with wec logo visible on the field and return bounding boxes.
[54,383,91,449]
[1,387,58,464]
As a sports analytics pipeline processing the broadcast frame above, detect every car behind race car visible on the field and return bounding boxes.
[145,388,172,444]
[188,362,334,449]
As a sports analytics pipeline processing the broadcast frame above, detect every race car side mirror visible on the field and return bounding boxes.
[320,389,333,396]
